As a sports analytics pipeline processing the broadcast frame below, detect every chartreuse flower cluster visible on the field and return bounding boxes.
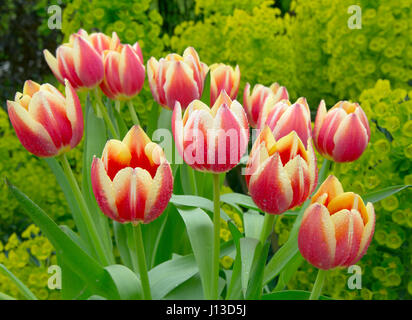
[0,225,58,300]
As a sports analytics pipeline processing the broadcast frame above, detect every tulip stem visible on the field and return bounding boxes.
[309,268,328,300]
[127,100,140,126]
[259,213,276,245]
[132,223,152,300]
[212,173,221,300]
[59,154,110,266]
[94,89,119,140]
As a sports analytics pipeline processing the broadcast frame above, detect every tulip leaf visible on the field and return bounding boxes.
[221,193,298,216]
[171,194,230,221]
[5,179,124,299]
[0,292,16,300]
[273,252,305,291]
[44,157,95,256]
[82,97,114,263]
[179,163,199,195]
[245,241,270,300]
[0,264,38,300]
[201,70,211,106]
[87,295,107,300]
[226,222,243,299]
[363,184,411,203]
[262,290,333,300]
[149,254,199,299]
[147,103,161,138]
[104,265,142,300]
[176,207,214,299]
[243,210,264,240]
[113,221,133,270]
[240,237,260,297]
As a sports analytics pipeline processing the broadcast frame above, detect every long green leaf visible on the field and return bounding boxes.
[200,70,211,106]
[363,185,411,203]
[0,264,37,300]
[240,237,260,297]
[0,292,16,300]
[177,207,214,299]
[6,179,121,299]
[246,242,270,300]
[243,210,264,240]
[113,221,133,270]
[262,290,333,300]
[226,222,243,299]
[104,265,142,300]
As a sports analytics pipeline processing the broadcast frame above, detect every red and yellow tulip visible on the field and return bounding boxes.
[313,100,370,162]
[7,80,83,157]
[210,63,240,106]
[98,34,145,100]
[91,126,173,224]
[172,90,249,173]
[246,127,317,214]
[258,97,312,147]
[147,47,208,110]
[43,30,104,90]
[243,82,289,128]
[298,175,375,270]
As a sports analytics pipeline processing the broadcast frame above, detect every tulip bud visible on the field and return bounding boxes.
[7,79,84,157]
[43,30,104,90]
[298,175,375,269]
[172,90,249,173]
[246,127,318,214]
[258,97,312,147]
[210,63,240,106]
[313,100,370,162]
[147,47,208,110]
[100,42,145,100]
[243,82,289,128]
[91,125,173,224]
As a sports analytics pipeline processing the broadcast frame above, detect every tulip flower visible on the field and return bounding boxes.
[172,90,249,173]
[298,175,375,270]
[43,31,104,90]
[246,127,317,214]
[258,97,312,147]
[210,63,240,106]
[147,47,208,110]
[7,79,83,157]
[243,82,289,128]
[99,38,145,100]
[91,125,173,224]
[313,100,370,162]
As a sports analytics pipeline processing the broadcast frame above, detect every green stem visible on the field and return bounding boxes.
[309,268,328,300]
[127,100,140,126]
[211,173,221,300]
[59,154,110,266]
[94,89,119,139]
[259,213,276,245]
[115,100,121,113]
[132,223,152,300]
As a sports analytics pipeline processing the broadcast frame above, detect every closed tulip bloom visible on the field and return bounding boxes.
[172,90,249,173]
[7,79,83,157]
[298,175,375,270]
[147,47,208,110]
[243,82,289,128]
[246,127,317,214]
[99,41,145,100]
[43,31,104,90]
[313,100,370,162]
[258,97,312,147]
[91,125,173,224]
[210,63,240,106]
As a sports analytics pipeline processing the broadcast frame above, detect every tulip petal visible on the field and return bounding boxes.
[113,167,152,223]
[248,153,293,214]
[298,203,336,270]
[91,157,118,221]
[43,50,65,85]
[119,45,145,97]
[144,161,173,223]
[283,155,310,208]
[311,175,344,206]
[163,61,199,110]
[101,140,132,180]
[56,46,83,89]
[64,79,84,148]
[332,113,369,162]
[7,101,58,157]
[355,202,375,262]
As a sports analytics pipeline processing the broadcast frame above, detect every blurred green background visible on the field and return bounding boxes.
[0,0,411,299]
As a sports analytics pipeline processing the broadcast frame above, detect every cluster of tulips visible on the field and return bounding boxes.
[6,29,375,300]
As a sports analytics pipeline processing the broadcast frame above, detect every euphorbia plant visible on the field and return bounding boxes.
[2,28,410,301]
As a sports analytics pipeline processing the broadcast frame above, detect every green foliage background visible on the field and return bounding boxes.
[0,0,411,299]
